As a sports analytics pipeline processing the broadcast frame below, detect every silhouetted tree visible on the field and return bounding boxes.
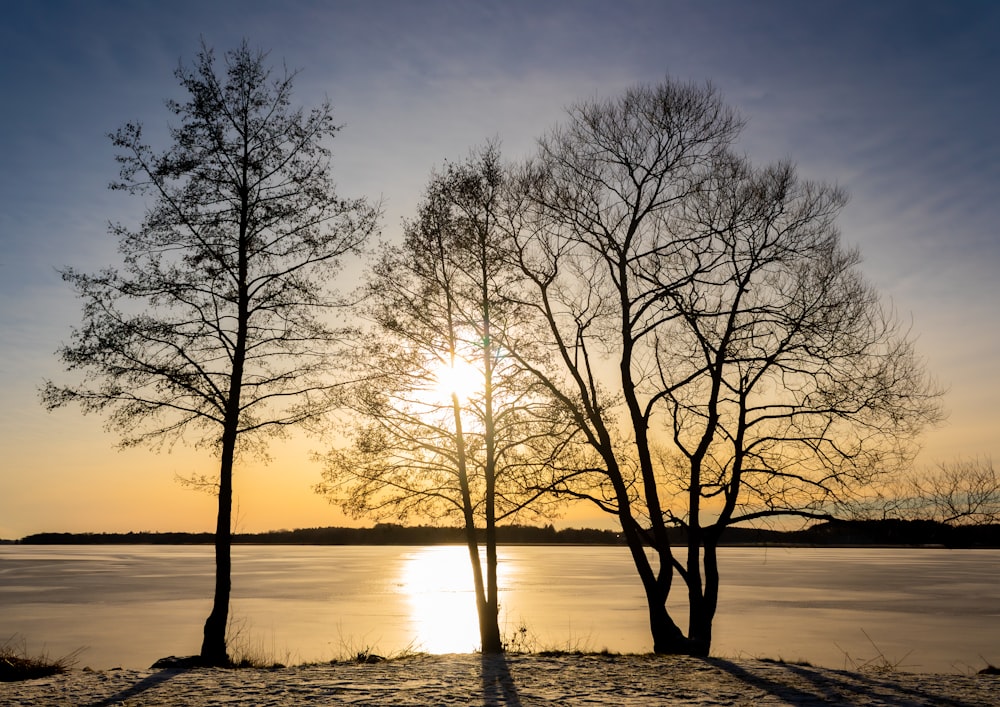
[318,145,568,653]
[911,458,1000,524]
[507,78,942,655]
[41,41,377,664]
[849,457,999,525]
[648,150,943,651]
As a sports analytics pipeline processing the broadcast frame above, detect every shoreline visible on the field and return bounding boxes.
[2,653,997,706]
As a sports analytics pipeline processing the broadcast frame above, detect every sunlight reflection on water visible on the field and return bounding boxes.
[398,545,523,654]
[399,546,481,653]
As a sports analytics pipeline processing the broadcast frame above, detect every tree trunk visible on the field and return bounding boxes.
[617,519,693,655]
[460,526,501,653]
[481,304,503,654]
[481,504,502,654]
[686,606,713,657]
[637,559,690,654]
[479,596,503,654]
[687,539,720,656]
[450,387,502,654]
[200,438,234,665]
[200,163,249,666]
[647,599,692,654]
[460,528,501,654]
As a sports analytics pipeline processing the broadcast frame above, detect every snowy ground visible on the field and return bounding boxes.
[2,653,996,706]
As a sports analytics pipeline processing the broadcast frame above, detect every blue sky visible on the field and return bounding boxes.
[1,0,997,538]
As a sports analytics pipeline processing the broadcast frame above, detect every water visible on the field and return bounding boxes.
[1,545,996,673]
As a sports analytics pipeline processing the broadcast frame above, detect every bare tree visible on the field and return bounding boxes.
[41,41,378,664]
[318,145,567,653]
[913,458,1000,524]
[654,151,943,650]
[850,457,999,525]
[507,78,942,655]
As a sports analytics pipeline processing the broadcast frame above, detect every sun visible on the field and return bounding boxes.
[432,356,482,402]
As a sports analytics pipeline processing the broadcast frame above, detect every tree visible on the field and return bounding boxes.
[507,78,942,655]
[41,41,378,664]
[650,151,943,651]
[909,458,1000,524]
[849,457,1000,525]
[318,145,567,653]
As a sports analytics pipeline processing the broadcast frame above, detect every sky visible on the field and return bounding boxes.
[1,0,997,540]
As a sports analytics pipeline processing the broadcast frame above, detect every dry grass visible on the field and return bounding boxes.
[0,635,81,682]
[225,617,292,669]
[836,629,913,674]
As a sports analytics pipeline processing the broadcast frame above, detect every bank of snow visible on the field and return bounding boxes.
[1,653,996,706]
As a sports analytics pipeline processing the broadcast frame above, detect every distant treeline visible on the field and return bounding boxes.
[14,524,621,546]
[11,520,1000,548]
[10,519,1000,547]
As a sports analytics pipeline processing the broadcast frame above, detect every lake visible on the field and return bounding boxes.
[1,545,997,673]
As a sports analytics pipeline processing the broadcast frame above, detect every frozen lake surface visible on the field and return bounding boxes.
[1,544,997,673]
